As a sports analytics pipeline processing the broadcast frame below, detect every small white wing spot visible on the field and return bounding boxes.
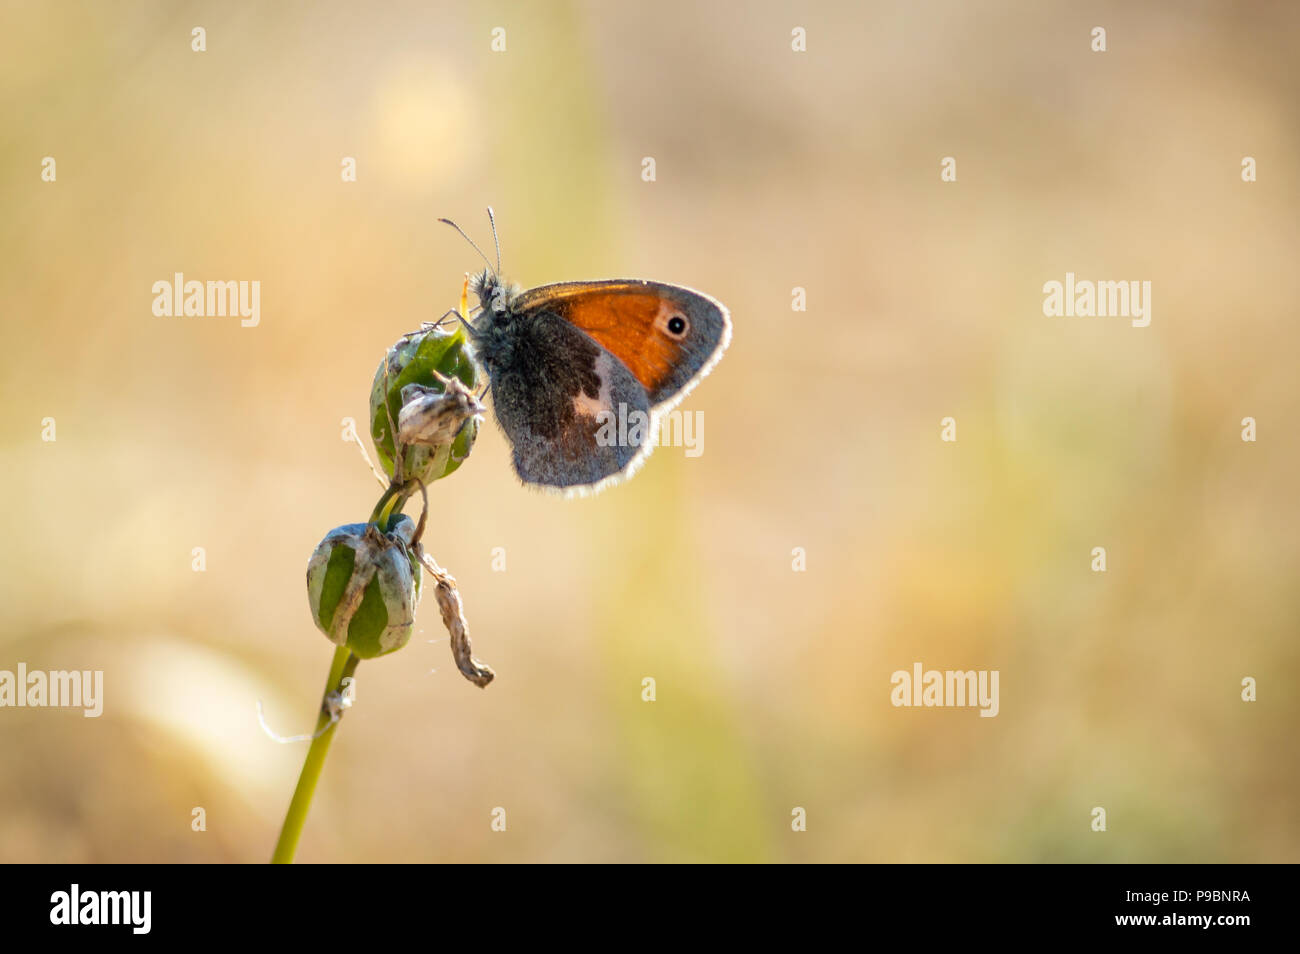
[572,351,614,419]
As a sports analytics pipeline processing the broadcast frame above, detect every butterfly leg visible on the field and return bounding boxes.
[423,308,463,332]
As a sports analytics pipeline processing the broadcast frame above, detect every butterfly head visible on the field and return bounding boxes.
[440,208,520,335]
[468,268,520,321]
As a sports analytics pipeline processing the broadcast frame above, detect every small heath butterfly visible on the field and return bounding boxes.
[439,209,731,496]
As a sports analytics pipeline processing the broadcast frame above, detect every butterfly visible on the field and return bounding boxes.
[439,209,731,496]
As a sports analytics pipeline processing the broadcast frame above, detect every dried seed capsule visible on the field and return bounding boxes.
[397,375,485,449]
[306,515,423,660]
[370,325,481,485]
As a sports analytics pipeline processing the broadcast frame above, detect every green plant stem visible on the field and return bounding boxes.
[369,483,402,525]
[372,480,419,532]
[271,645,359,863]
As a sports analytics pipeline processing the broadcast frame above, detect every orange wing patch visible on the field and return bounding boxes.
[528,287,687,394]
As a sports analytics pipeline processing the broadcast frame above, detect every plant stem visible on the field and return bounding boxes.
[371,480,418,533]
[271,645,359,863]
[368,484,402,526]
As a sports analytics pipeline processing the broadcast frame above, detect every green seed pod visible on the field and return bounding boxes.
[370,325,481,485]
[306,515,423,660]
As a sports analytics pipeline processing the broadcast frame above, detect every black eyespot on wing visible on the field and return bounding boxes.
[667,315,687,336]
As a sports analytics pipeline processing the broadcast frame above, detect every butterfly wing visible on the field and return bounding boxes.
[511,280,731,411]
[485,308,656,496]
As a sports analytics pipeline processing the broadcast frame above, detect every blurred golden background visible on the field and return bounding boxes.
[1,0,1297,862]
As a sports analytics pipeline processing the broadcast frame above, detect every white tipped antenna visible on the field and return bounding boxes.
[485,206,502,275]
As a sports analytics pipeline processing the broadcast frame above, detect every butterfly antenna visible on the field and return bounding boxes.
[437,217,495,275]
[485,206,502,275]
